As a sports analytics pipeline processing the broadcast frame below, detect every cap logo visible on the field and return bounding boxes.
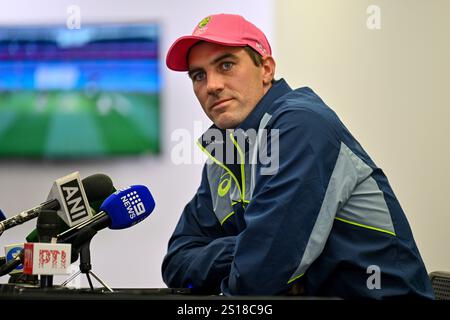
[198,16,211,29]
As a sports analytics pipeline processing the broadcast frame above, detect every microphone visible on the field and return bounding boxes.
[0,171,93,236]
[0,248,24,276]
[4,243,38,286]
[57,185,155,245]
[0,209,6,222]
[36,210,59,243]
[36,210,60,288]
[20,210,72,285]
[3,244,24,274]
[82,173,116,213]
[25,173,116,242]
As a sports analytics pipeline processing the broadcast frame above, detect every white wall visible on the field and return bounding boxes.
[0,0,274,287]
[276,0,450,273]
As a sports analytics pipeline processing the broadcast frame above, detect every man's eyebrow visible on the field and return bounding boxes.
[188,52,239,78]
[210,52,238,65]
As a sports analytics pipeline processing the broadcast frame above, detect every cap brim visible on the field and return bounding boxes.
[166,35,248,71]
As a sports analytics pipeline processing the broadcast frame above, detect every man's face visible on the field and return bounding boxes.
[187,42,273,129]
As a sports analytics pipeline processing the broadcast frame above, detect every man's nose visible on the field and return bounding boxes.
[206,72,224,94]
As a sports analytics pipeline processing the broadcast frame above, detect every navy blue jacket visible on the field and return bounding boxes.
[162,79,434,299]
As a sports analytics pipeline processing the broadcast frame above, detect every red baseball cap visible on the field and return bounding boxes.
[166,13,272,71]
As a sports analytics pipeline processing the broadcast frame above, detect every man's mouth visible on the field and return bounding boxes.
[210,98,233,110]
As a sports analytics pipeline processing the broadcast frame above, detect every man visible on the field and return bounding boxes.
[162,13,434,299]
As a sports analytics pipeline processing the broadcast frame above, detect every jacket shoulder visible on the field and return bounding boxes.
[267,87,342,132]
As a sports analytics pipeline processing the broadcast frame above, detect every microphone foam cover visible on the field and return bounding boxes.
[82,174,115,202]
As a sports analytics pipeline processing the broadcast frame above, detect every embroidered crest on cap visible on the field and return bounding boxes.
[193,16,211,35]
[198,16,211,29]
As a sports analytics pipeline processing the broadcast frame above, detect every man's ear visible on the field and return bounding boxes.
[261,56,276,86]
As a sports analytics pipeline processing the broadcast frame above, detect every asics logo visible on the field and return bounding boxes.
[218,173,232,197]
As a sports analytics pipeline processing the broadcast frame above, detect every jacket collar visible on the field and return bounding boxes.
[236,78,292,132]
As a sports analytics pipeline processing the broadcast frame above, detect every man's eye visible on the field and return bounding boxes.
[192,72,206,82]
[221,62,234,71]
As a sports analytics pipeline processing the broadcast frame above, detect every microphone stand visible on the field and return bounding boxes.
[61,227,114,292]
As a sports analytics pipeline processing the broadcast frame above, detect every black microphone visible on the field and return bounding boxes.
[0,249,24,277]
[0,201,59,236]
[25,173,116,242]
[36,211,61,243]
[36,210,60,288]
[82,173,116,212]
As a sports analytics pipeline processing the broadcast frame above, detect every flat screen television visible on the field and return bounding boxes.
[0,23,160,158]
